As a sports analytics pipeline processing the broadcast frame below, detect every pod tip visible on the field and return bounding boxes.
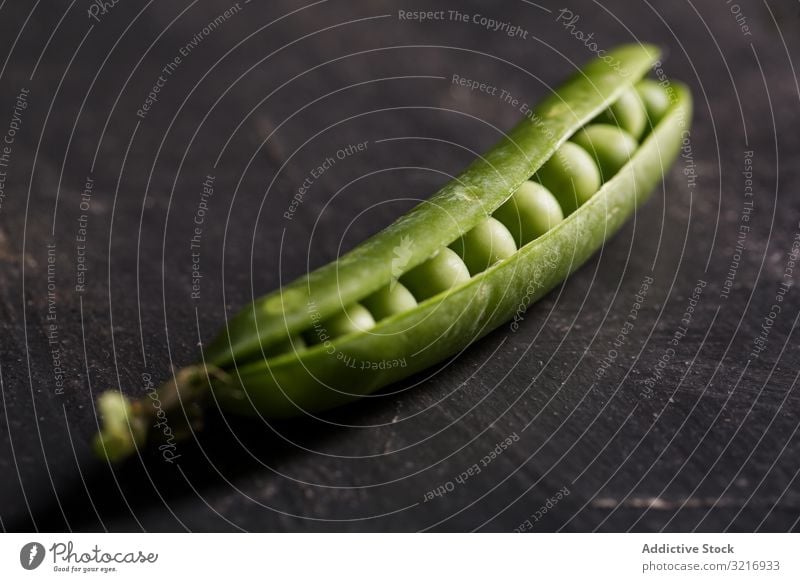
[92,390,148,463]
[91,365,230,462]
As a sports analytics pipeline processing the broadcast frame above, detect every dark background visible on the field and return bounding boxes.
[1,0,799,532]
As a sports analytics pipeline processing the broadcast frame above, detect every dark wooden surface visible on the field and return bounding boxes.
[1,0,799,532]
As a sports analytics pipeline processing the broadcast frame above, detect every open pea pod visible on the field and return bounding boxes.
[93,44,692,461]
[204,43,660,367]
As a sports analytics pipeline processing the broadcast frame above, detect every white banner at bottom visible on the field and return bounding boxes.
[1,533,797,581]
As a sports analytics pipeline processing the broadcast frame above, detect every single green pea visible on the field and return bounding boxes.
[536,141,601,215]
[636,79,672,127]
[597,87,647,139]
[571,124,638,182]
[401,247,471,300]
[493,181,564,246]
[317,303,375,340]
[450,217,518,275]
[362,282,418,320]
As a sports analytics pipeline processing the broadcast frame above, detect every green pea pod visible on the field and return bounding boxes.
[93,44,692,461]
[226,83,690,417]
[204,43,660,368]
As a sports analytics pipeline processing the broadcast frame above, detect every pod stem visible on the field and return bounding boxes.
[92,364,231,463]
